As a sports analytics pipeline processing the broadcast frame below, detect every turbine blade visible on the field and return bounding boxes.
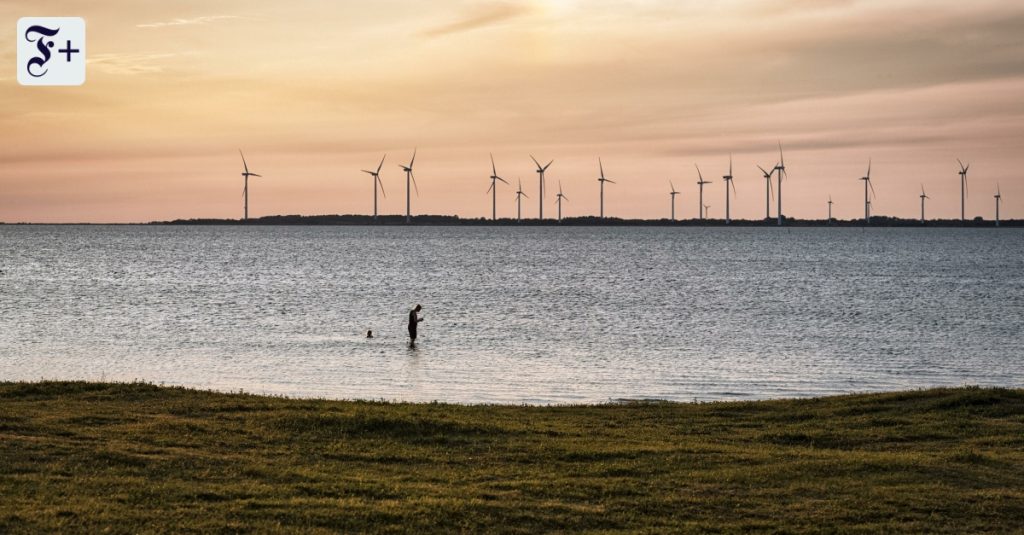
[497,176,509,185]
[411,172,419,197]
[695,164,702,181]
[250,174,262,178]
[377,154,387,174]
[867,158,872,179]
[543,160,553,171]
[729,153,733,176]
[769,176,775,200]
[239,149,249,174]
[378,176,387,198]
[491,153,497,176]
[362,170,374,175]
[957,158,965,171]
[869,180,877,200]
[731,180,737,196]
[409,148,417,169]
[599,158,605,179]
[486,182,494,194]
[530,155,541,170]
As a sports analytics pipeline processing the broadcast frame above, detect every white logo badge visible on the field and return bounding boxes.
[17,17,86,86]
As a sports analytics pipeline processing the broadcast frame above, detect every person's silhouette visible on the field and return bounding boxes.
[408,304,423,347]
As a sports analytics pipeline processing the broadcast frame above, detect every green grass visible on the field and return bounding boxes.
[1,382,1023,533]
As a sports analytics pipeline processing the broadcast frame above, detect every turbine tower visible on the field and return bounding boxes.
[531,155,553,220]
[995,184,1002,227]
[859,159,877,224]
[919,185,929,225]
[597,158,616,219]
[774,142,787,226]
[695,164,711,221]
[399,149,419,224]
[957,159,970,223]
[239,150,262,221]
[704,203,711,220]
[555,181,569,222]
[722,155,736,224]
[669,181,680,221]
[361,154,386,221]
[515,178,528,223]
[758,164,775,220]
[486,154,509,221]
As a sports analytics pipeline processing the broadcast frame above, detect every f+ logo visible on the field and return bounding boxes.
[18,17,86,86]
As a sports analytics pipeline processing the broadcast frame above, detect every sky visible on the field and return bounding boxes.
[1,0,1022,223]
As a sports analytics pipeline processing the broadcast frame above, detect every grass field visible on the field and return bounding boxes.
[1,382,1022,533]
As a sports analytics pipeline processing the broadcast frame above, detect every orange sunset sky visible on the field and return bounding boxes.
[1,0,1022,223]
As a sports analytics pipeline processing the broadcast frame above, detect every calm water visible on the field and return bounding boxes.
[1,225,1021,403]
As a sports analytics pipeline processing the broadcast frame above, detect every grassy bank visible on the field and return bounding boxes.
[1,383,1022,533]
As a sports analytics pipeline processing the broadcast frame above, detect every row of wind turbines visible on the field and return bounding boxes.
[236,144,1007,226]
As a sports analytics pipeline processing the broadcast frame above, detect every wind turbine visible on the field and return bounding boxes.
[722,155,736,224]
[669,181,680,221]
[399,149,419,224]
[530,155,553,220]
[920,185,929,225]
[860,159,877,224]
[695,164,711,221]
[828,195,833,223]
[597,158,616,219]
[957,159,970,223]
[995,184,1002,227]
[515,178,528,223]
[361,154,386,221]
[704,203,711,220]
[758,164,775,220]
[486,154,509,221]
[239,150,262,221]
[555,181,569,222]
[774,142,787,226]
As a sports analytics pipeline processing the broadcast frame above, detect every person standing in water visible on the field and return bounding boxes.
[408,304,423,347]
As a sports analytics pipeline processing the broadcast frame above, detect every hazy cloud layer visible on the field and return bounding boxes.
[136,15,239,29]
[422,2,534,37]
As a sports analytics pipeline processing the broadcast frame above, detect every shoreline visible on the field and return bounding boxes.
[5,378,1015,406]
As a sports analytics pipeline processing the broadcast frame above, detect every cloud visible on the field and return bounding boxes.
[87,53,180,74]
[136,15,238,29]
[421,3,533,38]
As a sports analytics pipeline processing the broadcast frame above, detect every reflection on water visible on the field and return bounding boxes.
[1,225,1022,403]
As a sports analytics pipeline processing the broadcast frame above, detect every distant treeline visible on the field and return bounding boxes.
[152,214,1022,227]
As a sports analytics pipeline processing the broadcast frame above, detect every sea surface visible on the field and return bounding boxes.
[1,225,1021,404]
